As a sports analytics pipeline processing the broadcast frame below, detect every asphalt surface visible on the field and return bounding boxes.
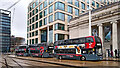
[1,54,120,68]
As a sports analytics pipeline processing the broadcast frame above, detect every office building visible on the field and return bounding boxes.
[0,9,11,52]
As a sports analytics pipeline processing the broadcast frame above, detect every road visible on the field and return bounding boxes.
[1,54,120,68]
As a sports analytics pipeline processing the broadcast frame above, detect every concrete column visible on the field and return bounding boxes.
[38,30,41,43]
[112,21,118,57]
[47,26,49,43]
[98,24,103,46]
[53,25,55,43]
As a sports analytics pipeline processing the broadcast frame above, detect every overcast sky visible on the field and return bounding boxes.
[0,0,32,42]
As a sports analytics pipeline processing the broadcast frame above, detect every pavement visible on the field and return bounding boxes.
[5,54,120,68]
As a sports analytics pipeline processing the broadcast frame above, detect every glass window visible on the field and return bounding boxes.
[55,34,64,41]
[55,2,65,11]
[104,26,112,42]
[36,30,38,36]
[75,8,79,16]
[68,5,72,14]
[35,38,38,44]
[32,10,35,15]
[32,39,34,44]
[32,32,34,36]
[30,12,32,17]
[44,17,47,25]
[36,7,38,13]
[40,4,43,11]
[81,2,85,10]
[75,0,79,7]
[55,23,64,30]
[49,0,54,4]
[36,22,38,28]
[96,3,99,8]
[86,37,94,43]
[36,0,39,6]
[33,3,35,8]
[39,12,42,19]
[30,39,31,44]
[44,8,47,16]
[55,12,65,21]
[92,1,95,7]
[49,5,53,13]
[32,24,34,30]
[30,26,31,31]
[67,15,72,22]
[67,0,73,4]
[87,5,89,10]
[41,30,47,42]
[49,15,53,23]
[44,0,47,8]
[39,20,42,27]
[32,17,34,22]
[36,15,38,21]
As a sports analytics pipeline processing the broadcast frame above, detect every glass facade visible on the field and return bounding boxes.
[67,15,72,22]
[55,34,64,41]
[49,15,53,23]
[41,30,47,42]
[68,5,73,14]
[55,23,64,30]
[75,8,79,16]
[49,5,53,13]
[55,12,65,21]
[55,2,65,11]
[0,9,11,52]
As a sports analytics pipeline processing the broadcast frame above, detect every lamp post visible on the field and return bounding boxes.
[89,0,92,36]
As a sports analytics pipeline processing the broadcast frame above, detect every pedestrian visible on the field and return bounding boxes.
[114,49,117,58]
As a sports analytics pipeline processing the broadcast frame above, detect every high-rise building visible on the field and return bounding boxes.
[0,9,11,52]
[27,0,114,45]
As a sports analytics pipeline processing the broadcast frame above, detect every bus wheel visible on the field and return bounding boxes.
[58,56,62,60]
[80,56,86,61]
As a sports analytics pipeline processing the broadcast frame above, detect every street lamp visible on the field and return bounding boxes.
[89,0,92,36]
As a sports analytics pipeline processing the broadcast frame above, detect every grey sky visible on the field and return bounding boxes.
[0,0,32,42]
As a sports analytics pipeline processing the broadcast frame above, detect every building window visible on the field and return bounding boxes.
[30,26,31,31]
[36,7,38,13]
[39,12,42,19]
[32,24,34,30]
[92,1,95,7]
[49,15,53,23]
[49,5,53,13]
[44,0,47,8]
[32,17,34,23]
[36,22,38,28]
[32,10,35,15]
[67,15,72,22]
[36,0,39,6]
[44,8,47,16]
[81,2,85,10]
[55,12,65,21]
[55,23,64,30]
[96,2,99,8]
[75,0,79,7]
[35,38,38,44]
[30,19,31,24]
[32,39,34,44]
[32,32,34,36]
[75,8,79,16]
[35,30,38,36]
[49,0,54,4]
[55,2,65,11]
[67,5,72,14]
[33,3,35,8]
[30,12,32,17]
[41,30,47,42]
[30,39,31,44]
[55,34,64,41]
[67,0,73,4]
[87,5,89,10]
[39,20,42,27]
[44,17,47,25]
[40,4,43,11]
[36,15,38,21]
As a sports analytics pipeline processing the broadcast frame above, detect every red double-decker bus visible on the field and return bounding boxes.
[15,45,29,56]
[54,36,103,60]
